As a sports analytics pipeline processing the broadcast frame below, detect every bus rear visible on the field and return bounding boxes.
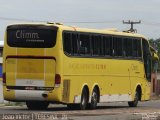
[3,24,61,109]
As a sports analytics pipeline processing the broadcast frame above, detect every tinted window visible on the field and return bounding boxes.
[63,33,72,55]
[123,38,133,57]
[133,39,142,57]
[143,39,151,81]
[113,37,122,57]
[79,34,91,55]
[137,39,142,57]
[63,32,79,55]
[63,31,143,60]
[7,25,58,48]
[92,35,101,56]
[72,33,79,55]
[103,36,112,56]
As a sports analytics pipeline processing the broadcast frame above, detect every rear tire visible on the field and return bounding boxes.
[26,101,49,110]
[80,88,88,110]
[90,88,98,109]
[128,90,139,107]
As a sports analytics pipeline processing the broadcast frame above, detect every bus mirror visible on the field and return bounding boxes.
[152,53,159,61]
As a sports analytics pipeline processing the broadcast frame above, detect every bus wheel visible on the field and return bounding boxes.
[80,88,88,110]
[90,88,98,109]
[26,101,49,110]
[128,90,139,107]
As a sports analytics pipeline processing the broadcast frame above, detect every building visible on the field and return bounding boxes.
[150,46,159,95]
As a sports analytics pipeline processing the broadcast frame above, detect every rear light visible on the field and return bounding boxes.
[55,74,61,87]
[3,73,6,84]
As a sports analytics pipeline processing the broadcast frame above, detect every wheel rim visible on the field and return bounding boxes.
[92,92,98,104]
[81,90,87,108]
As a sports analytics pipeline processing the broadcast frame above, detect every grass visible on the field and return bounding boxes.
[4,102,25,106]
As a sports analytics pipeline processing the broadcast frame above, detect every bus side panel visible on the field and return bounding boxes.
[62,56,110,103]
[62,56,133,103]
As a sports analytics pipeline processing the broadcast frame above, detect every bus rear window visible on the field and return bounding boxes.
[7,25,58,48]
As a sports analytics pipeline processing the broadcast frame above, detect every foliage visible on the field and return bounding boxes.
[149,38,160,71]
[5,102,25,106]
[149,38,160,53]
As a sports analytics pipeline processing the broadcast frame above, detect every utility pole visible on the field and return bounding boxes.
[123,20,141,33]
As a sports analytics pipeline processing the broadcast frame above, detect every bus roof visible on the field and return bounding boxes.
[7,22,147,40]
[59,25,147,39]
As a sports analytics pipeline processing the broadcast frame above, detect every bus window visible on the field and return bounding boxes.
[92,35,101,56]
[137,39,142,58]
[123,38,133,57]
[63,32,72,55]
[99,36,104,56]
[113,37,123,57]
[7,25,57,48]
[133,39,138,57]
[79,34,91,55]
[72,33,79,55]
[103,36,112,56]
[133,39,142,58]
[142,39,151,81]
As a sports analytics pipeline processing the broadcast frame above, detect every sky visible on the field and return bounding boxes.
[0,0,160,40]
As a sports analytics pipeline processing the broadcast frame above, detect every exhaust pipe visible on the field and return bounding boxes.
[42,93,48,98]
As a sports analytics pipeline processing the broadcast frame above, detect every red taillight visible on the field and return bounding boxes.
[3,73,6,84]
[55,74,61,86]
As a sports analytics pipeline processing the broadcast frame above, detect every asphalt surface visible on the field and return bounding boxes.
[0,100,160,120]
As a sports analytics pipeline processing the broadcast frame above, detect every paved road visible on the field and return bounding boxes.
[0,100,160,120]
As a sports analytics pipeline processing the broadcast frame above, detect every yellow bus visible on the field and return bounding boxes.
[3,23,152,110]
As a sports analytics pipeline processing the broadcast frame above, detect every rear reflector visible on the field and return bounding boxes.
[3,73,6,84]
[55,74,61,87]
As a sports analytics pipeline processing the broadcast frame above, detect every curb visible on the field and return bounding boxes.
[0,104,5,107]
[151,96,160,100]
